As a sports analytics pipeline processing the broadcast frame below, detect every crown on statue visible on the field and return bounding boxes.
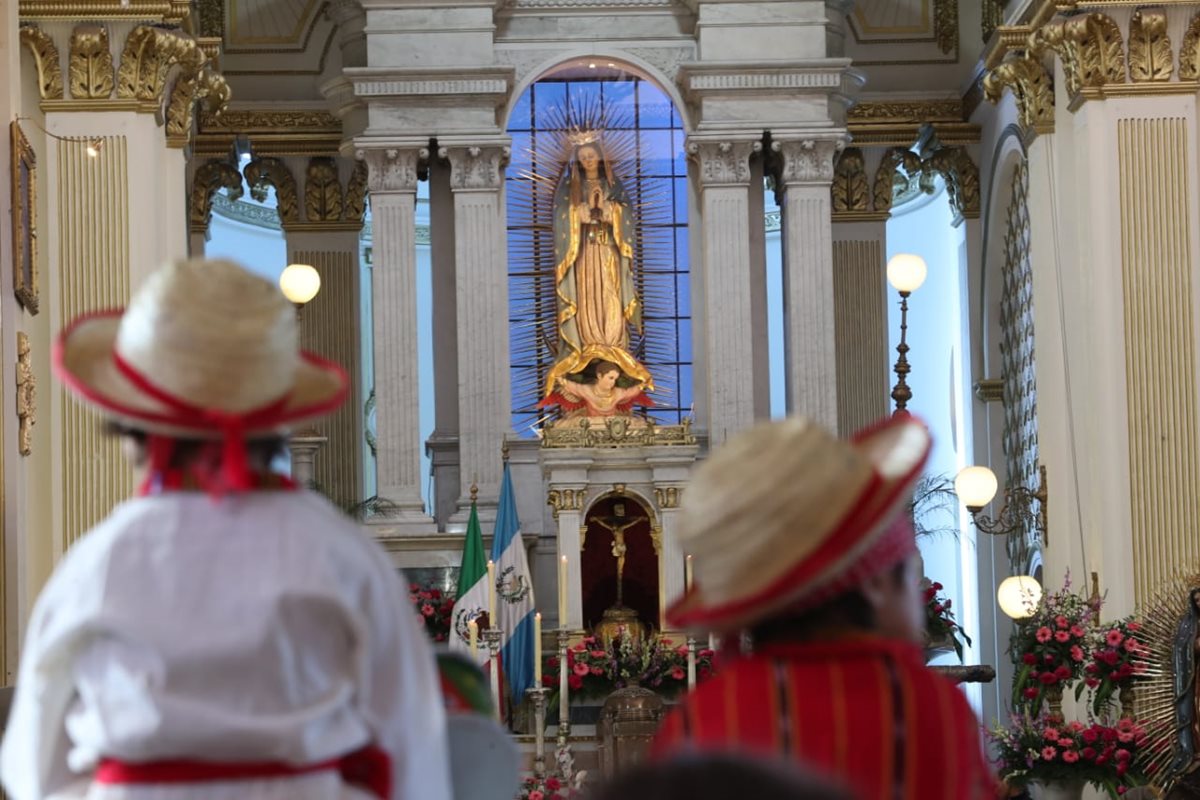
[567,128,602,148]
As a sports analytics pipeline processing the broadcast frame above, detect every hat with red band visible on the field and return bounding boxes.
[667,413,932,634]
[53,259,348,490]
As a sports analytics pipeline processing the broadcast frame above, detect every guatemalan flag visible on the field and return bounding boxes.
[490,462,537,702]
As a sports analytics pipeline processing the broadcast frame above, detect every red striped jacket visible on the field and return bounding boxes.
[651,635,999,800]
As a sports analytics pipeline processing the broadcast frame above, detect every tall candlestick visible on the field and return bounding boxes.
[687,636,697,689]
[558,630,569,727]
[685,554,694,590]
[534,613,543,684]
[558,555,568,628]
[468,619,478,657]
[487,560,497,622]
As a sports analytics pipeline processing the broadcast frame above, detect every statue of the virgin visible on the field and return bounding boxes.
[542,134,653,401]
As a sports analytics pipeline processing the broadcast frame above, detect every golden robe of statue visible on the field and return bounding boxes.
[542,138,653,399]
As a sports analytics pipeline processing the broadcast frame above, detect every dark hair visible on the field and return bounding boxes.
[591,360,621,379]
[750,560,909,646]
[588,753,852,800]
[104,422,286,472]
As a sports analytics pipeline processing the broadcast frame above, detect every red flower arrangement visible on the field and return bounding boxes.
[989,712,1150,796]
[518,775,578,800]
[1011,578,1096,715]
[409,583,455,643]
[1082,618,1148,716]
[542,635,716,699]
[924,581,971,660]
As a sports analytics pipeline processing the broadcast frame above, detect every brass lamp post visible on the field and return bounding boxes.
[886,254,928,413]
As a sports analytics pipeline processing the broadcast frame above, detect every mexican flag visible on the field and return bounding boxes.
[448,501,489,666]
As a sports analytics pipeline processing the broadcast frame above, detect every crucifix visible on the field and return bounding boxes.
[591,502,646,607]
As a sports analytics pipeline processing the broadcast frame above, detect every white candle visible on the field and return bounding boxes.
[468,619,478,657]
[709,632,717,652]
[685,554,694,590]
[534,612,543,684]
[487,560,497,622]
[558,555,568,628]
[687,641,697,689]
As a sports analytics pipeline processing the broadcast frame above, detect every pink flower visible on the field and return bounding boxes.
[1055,615,1069,629]
[421,604,435,617]
[529,792,544,800]
[1043,728,1060,740]
[590,650,606,658]
[1036,627,1053,643]
[568,674,583,690]
[545,779,561,791]
[1054,631,1071,643]
[1127,621,1142,632]
[1062,750,1080,763]
[1107,629,1125,647]
[1068,721,1085,733]
[670,666,686,680]
[1123,637,1140,653]
[1118,731,1135,743]
[1070,645,1084,662]
[1070,624,1086,637]
[1116,748,1131,762]
[1042,746,1057,760]
[573,662,590,676]
[590,666,604,676]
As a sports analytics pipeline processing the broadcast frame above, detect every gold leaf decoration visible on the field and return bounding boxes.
[166,67,230,146]
[19,26,64,100]
[117,25,206,103]
[1128,8,1172,83]
[872,148,922,214]
[923,147,980,220]
[1180,12,1200,81]
[831,148,868,213]
[304,158,343,222]
[1029,13,1126,98]
[16,333,35,457]
[984,54,1055,136]
[243,156,300,225]
[344,160,368,224]
[188,159,243,233]
[934,0,959,56]
[68,25,115,100]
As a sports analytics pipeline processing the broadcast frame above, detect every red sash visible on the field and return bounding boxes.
[94,745,391,799]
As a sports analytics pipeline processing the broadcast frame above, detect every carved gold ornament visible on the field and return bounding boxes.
[117,26,204,103]
[1028,13,1126,100]
[305,158,343,222]
[10,122,38,316]
[984,54,1055,137]
[934,0,959,56]
[653,486,682,510]
[1128,8,1173,83]
[189,160,243,233]
[547,488,587,519]
[924,147,980,220]
[831,148,869,213]
[243,157,300,226]
[19,26,64,100]
[1179,12,1200,81]
[872,148,922,215]
[166,67,229,146]
[16,333,35,457]
[69,25,115,100]
[344,160,368,224]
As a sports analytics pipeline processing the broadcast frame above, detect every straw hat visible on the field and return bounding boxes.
[53,258,346,443]
[667,413,931,633]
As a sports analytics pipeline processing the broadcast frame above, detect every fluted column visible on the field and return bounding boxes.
[687,138,763,445]
[441,143,511,523]
[774,138,841,432]
[358,146,436,532]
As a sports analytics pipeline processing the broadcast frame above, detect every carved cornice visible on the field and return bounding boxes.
[1028,13,1126,101]
[243,156,300,227]
[166,67,230,147]
[984,54,1055,138]
[18,0,187,24]
[1182,12,1200,81]
[117,25,205,104]
[440,145,509,191]
[358,147,424,193]
[195,108,343,158]
[344,66,514,103]
[1128,8,1173,82]
[831,147,869,213]
[19,26,63,100]
[304,157,344,223]
[847,99,981,147]
[547,488,587,519]
[502,0,673,7]
[935,0,960,55]
[188,159,242,233]
[69,25,115,100]
[653,486,682,510]
[773,139,842,186]
[687,139,759,186]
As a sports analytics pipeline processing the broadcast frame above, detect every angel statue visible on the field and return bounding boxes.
[540,132,653,416]
[542,360,652,421]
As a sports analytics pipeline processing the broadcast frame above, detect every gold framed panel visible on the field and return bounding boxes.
[10,122,38,315]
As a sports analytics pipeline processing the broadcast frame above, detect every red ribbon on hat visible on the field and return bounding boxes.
[113,352,291,495]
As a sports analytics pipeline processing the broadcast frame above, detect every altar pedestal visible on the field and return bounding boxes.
[597,687,665,778]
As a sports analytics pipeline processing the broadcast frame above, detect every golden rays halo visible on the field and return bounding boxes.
[507,85,683,434]
[1128,566,1200,792]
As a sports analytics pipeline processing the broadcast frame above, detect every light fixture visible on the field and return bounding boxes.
[955,463,1049,544]
[85,140,102,158]
[997,575,1042,620]
[588,62,597,69]
[279,263,321,309]
[886,253,927,412]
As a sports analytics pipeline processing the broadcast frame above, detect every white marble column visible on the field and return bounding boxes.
[426,157,461,529]
[358,146,436,531]
[774,138,841,432]
[687,138,762,446]
[440,143,511,522]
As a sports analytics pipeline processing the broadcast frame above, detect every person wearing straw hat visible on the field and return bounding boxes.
[651,414,998,799]
[0,259,452,800]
